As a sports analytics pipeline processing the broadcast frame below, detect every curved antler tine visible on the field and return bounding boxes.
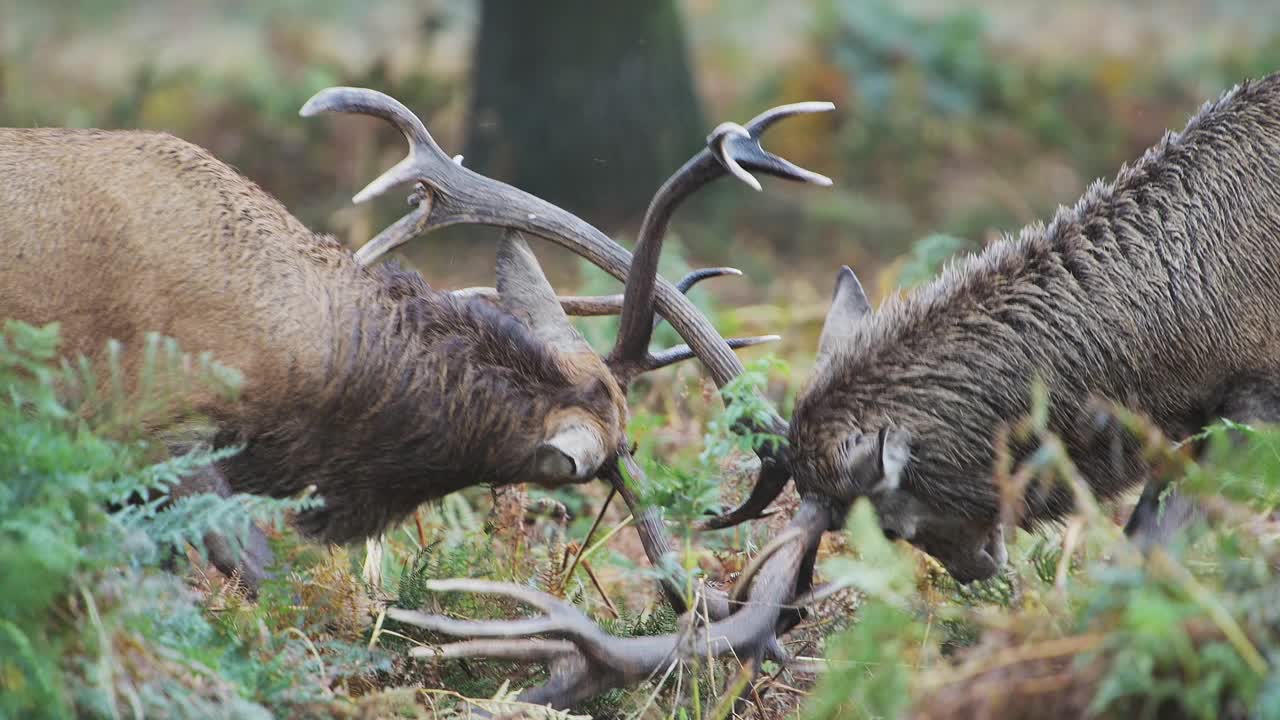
[708,123,761,191]
[649,266,744,341]
[352,157,422,206]
[410,639,578,663]
[453,266,745,318]
[452,266,744,318]
[301,86,435,148]
[743,100,837,136]
[422,578,578,616]
[697,459,791,531]
[301,87,454,207]
[386,608,559,639]
[352,191,432,266]
[643,335,780,373]
[675,267,742,293]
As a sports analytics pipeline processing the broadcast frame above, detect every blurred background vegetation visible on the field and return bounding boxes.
[6,1,1280,717]
[7,0,1280,313]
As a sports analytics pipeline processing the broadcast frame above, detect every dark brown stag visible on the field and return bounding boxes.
[0,87,833,609]
[387,73,1280,709]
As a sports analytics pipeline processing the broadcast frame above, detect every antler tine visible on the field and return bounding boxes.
[300,87,444,205]
[651,266,741,329]
[393,498,835,709]
[697,459,792,530]
[607,101,835,375]
[643,335,780,373]
[675,266,742,293]
[411,639,578,664]
[386,610,559,639]
[451,266,744,317]
[389,581,629,670]
[744,100,837,136]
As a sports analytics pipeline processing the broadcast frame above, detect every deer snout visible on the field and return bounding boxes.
[913,521,1002,584]
[534,422,608,484]
[940,548,999,585]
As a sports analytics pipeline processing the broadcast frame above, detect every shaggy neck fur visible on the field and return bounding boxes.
[213,261,622,545]
[793,72,1280,528]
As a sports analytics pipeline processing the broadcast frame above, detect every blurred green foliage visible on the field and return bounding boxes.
[0,320,392,718]
[5,0,1280,291]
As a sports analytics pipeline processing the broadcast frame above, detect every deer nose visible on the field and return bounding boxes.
[882,527,902,542]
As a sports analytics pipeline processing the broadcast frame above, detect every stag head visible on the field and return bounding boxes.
[790,264,1009,582]
[301,87,832,492]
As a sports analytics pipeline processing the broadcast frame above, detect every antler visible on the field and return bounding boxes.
[303,87,833,525]
[453,266,778,371]
[387,497,835,709]
[453,266,741,317]
[302,88,843,707]
[597,102,833,528]
[605,103,834,384]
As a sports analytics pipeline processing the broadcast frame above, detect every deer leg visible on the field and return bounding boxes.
[1125,372,1280,546]
[167,458,275,598]
[1123,470,1197,549]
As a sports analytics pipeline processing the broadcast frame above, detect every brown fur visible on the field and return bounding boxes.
[0,128,627,549]
[790,73,1280,580]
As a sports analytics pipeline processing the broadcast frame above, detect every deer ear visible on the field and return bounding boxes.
[816,265,871,364]
[496,230,591,354]
[535,423,607,482]
[876,426,912,491]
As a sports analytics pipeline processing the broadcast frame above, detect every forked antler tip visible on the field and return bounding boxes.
[708,109,837,191]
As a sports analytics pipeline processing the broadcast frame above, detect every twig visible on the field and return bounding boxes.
[558,487,616,592]
[414,510,428,547]
[1054,515,1085,594]
[284,627,329,689]
[579,559,620,619]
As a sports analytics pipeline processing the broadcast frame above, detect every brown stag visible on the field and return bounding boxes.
[0,86,833,617]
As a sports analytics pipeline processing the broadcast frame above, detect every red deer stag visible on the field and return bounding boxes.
[0,87,833,605]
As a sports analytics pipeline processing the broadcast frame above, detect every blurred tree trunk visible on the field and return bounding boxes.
[464,0,705,231]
